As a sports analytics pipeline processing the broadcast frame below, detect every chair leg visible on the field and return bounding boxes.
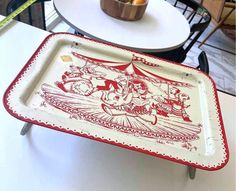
[188,166,196,179]
[20,122,33,135]
[199,7,235,47]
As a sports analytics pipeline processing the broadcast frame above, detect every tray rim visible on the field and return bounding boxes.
[3,32,229,171]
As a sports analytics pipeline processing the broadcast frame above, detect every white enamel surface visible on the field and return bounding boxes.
[53,0,190,52]
[0,16,235,191]
[4,33,227,169]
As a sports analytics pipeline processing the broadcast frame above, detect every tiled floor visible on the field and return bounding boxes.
[183,38,235,95]
[184,24,236,96]
[185,46,235,95]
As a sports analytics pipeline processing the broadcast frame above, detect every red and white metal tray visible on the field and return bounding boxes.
[3,33,228,170]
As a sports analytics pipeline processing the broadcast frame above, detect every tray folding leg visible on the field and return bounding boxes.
[20,122,33,135]
[188,166,196,179]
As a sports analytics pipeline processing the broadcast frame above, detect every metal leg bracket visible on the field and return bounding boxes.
[188,166,196,179]
[20,122,33,135]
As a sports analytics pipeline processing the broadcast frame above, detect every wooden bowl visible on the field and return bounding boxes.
[100,0,148,21]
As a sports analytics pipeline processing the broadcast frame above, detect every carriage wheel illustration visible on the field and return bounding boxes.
[71,80,94,96]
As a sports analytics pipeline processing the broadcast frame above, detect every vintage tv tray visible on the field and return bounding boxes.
[3,33,228,170]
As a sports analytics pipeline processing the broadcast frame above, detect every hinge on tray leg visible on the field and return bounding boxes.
[20,122,33,135]
[188,166,196,179]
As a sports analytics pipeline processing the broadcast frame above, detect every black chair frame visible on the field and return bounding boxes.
[6,0,50,30]
[197,51,209,74]
[151,0,211,63]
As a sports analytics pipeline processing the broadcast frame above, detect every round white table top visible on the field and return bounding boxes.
[54,0,190,53]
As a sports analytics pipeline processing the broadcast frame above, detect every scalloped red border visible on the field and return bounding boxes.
[3,33,229,171]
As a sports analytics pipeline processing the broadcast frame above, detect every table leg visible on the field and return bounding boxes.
[188,166,196,179]
[20,122,33,135]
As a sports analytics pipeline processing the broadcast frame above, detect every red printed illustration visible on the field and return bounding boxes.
[40,52,201,150]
